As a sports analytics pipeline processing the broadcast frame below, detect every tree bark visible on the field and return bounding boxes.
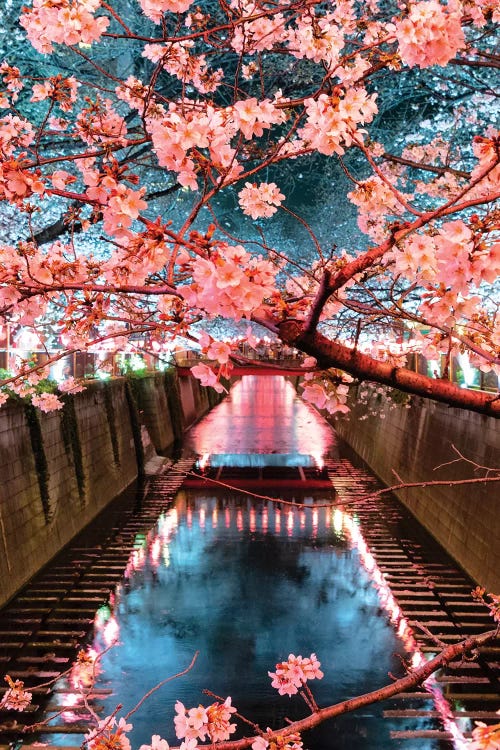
[279,321,500,418]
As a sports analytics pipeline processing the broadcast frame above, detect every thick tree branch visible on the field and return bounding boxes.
[195,630,498,750]
[278,322,500,418]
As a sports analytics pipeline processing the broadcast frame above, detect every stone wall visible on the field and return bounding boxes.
[333,388,500,592]
[0,372,218,606]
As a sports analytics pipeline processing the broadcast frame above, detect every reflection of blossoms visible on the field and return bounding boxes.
[174,698,237,742]
[0,676,32,711]
[269,653,324,696]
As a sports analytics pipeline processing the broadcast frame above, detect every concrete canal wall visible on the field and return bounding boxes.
[0,372,218,607]
[333,387,500,592]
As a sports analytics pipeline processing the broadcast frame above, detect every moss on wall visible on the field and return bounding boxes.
[60,394,86,504]
[23,402,52,523]
[103,382,121,466]
[124,380,145,478]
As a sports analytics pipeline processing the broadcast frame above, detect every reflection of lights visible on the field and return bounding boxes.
[225,507,230,528]
[103,615,120,646]
[341,511,467,749]
[262,506,268,532]
[312,509,318,538]
[198,453,210,471]
[275,508,281,533]
[187,506,193,528]
[237,509,243,532]
[287,509,294,536]
[159,509,178,539]
[150,537,161,568]
[311,452,324,471]
[199,507,206,530]
[250,507,256,533]
[333,509,343,535]
[300,510,306,530]
[212,507,218,528]
[94,603,111,630]
[60,691,81,723]
[162,545,170,567]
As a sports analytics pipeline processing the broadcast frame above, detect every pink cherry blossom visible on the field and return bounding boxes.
[238,182,285,219]
[395,1,465,68]
[31,393,64,412]
[0,677,32,711]
[269,653,324,696]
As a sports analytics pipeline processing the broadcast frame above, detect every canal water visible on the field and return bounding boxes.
[67,378,444,750]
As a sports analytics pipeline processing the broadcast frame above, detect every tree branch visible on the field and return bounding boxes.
[278,323,500,418]
[192,630,498,750]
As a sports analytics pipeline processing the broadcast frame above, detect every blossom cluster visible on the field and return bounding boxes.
[146,97,286,190]
[181,243,277,320]
[252,733,304,750]
[0,63,23,109]
[469,710,500,750]
[85,715,133,750]
[238,182,285,220]
[268,653,324,696]
[138,0,194,22]
[300,89,378,156]
[0,676,32,711]
[143,43,223,95]
[174,697,237,742]
[20,0,110,54]
[395,1,465,68]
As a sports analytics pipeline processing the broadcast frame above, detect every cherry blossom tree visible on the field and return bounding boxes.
[0,0,499,415]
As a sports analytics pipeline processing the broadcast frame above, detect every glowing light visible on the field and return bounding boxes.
[102,615,120,646]
[225,507,231,528]
[237,508,243,532]
[287,509,294,536]
[340,509,467,749]
[275,508,281,533]
[150,536,162,568]
[262,505,268,532]
[212,507,218,528]
[311,452,324,470]
[312,509,318,538]
[250,507,256,533]
[333,509,343,535]
[199,507,206,529]
[198,453,210,471]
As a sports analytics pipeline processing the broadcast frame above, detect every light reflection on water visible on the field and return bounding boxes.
[85,492,452,750]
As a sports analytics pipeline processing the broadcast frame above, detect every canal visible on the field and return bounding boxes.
[1,377,499,750]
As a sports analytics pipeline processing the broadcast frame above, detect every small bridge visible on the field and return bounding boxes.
[175,355,308,377]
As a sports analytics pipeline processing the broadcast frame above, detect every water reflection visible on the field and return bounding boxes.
[186,377,336,463]
[87,492,451,750]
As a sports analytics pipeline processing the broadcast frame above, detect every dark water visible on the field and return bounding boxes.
[52,378,453,749]
[90,493,420,750]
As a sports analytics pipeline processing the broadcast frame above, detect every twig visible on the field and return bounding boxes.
[124,652,199,721]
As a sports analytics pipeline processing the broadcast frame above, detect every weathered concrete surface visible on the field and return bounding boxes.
[333,387,500,592]
[0,373,219,606]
